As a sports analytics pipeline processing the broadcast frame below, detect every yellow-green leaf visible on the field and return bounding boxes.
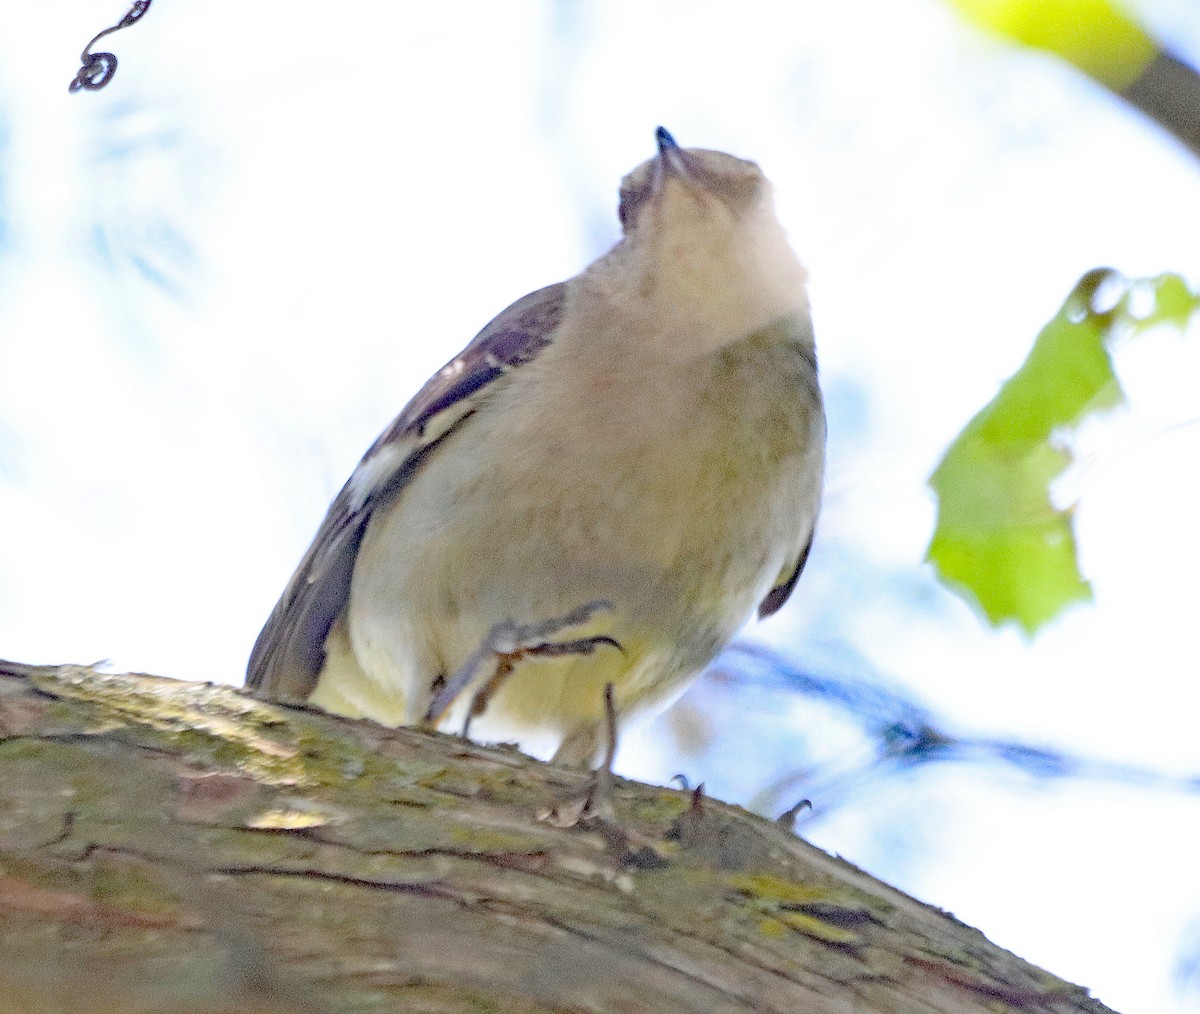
[926,269,1199,634]
[945,0,1159,90]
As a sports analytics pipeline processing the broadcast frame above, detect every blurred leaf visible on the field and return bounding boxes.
[1131,273,1199,333]
[945,0,1158,90]
[945,0,1200,163]
[926,269,1199,633]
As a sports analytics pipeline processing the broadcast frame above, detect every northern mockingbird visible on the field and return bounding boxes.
[247,128,825,764]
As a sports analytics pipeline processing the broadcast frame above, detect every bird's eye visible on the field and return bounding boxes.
[617,183,649,230]
[617,191,635,228]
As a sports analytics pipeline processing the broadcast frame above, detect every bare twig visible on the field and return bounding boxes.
[69,1,153,93]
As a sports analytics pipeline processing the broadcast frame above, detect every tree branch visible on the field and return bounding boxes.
[0,661,1117,1013]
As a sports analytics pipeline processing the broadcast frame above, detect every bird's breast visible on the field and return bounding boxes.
[348,316,822,729]
[470,317,822,588]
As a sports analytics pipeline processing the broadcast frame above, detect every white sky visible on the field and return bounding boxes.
[1,2,1198,1011]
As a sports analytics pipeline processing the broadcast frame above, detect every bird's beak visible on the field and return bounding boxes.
[654,125,693,189]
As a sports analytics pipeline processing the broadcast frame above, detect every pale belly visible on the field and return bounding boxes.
[327,330,824,754]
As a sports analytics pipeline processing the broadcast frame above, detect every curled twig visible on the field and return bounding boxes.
[69,1,153,93]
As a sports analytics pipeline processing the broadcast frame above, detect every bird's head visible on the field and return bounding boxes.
[584,128,808,352]
[617,126,770,236]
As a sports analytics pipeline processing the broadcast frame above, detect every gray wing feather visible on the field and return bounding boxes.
[757,528,814,619]
[246,283,567,700]
[757,333,822,620]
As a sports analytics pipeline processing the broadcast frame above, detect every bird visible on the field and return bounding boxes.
[246,127,825,765]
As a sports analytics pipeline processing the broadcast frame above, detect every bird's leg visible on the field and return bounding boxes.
[462,632,622,740]
[461,655,515,740]
[587,682,620,819]
[539,683,621,827]
[424,599,620,731]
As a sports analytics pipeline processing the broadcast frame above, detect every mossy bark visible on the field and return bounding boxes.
[0,661,1116,1014]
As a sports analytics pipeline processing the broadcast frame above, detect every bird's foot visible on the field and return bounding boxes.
[538,683,620,828]
[424,600,621,734]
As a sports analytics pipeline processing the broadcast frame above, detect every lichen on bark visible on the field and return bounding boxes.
[0,661,1117,1013]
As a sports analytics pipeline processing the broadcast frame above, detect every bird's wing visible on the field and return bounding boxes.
[757,327,822,620]
[245,282,567,700]
[757,528,814,619]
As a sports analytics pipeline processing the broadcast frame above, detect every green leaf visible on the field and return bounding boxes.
[1132,272,1199,333]
[926,269,1199,633]
[944,0,1159,91]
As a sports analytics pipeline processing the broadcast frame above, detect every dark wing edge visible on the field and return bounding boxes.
[756,316,823,621]
[757,526,815,620]
[245,282,568,701]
